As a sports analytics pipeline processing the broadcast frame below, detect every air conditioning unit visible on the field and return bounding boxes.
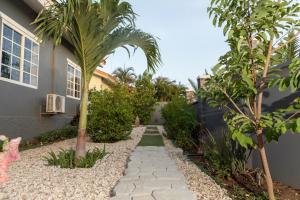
[46,94,65,113]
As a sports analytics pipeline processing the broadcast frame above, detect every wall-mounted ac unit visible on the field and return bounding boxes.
[46,94,65,113]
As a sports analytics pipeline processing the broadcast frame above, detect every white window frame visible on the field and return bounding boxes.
[66,58,81,100]
[0,12,40,89]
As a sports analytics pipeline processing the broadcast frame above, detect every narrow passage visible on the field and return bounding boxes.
[110,126,196,200]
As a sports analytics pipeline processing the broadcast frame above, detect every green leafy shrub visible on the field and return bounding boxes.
[20,126,77,151]
[162,97,197,140]
[44,147,107,168]
[132,72,156,124]
[203,130,248,179]
[88,85,134,142]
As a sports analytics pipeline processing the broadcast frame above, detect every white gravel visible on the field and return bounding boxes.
[157,126,232,200]
[0,127,145,200]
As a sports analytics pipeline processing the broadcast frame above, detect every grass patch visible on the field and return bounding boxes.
[44,146,107,168]
[138,135,164,146]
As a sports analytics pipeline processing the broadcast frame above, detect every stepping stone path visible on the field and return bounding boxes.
[143,126,161,135]
[110,126,197,200]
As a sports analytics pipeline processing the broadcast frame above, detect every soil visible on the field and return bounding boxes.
[189,155,300,200]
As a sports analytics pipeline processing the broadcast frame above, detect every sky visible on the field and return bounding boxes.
[103,0,229,88]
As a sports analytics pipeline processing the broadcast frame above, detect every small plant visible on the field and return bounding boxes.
[203,130,249,179]
[19,126,78,151]
[0,136,8,152]
[44,146,107,169]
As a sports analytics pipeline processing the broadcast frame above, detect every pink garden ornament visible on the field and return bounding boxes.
[0,137,22,183]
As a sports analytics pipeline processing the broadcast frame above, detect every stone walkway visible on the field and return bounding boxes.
[110,127,197,200]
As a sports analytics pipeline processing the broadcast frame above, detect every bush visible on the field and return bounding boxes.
[175,130,196,152]
[162,97,197,139]
[88,85,134,142]
[20,126,78,151]
[38,126,78,144]
[44,147,107,168]
[132,72,156,124]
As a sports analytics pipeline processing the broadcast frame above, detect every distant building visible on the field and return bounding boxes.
[197,74,211,89]
[89,69,115,91]
[185,90,197,104]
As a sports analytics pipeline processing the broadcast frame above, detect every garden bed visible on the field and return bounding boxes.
[158,126,232,200]
[189,155,300,200]
[0,127,145,200]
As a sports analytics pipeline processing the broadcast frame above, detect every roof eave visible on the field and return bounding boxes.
[22,0,50,13]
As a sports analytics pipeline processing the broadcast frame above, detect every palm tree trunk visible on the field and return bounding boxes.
[75,80,89,159]
[256,129,275,200]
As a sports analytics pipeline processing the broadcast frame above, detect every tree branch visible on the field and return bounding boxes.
[221,88,255,123]
[285,109,300,122]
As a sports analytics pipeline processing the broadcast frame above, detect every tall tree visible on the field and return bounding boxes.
[188,78,200,97]
[113,66,137,86]
[204,0,300,199]
[33,0,161,159]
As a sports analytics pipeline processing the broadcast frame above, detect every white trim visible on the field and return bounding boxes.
[66,95,80,101]
[0,77,37,89]
[66,58,81,99]
[0,12,39,43]
[67,58,80,69]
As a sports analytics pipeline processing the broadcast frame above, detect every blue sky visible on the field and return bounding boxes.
[104,0,229,88]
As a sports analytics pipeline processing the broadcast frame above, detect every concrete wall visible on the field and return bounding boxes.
[0,0,80,139]
[149,102,168,125]
[195,64,300,189]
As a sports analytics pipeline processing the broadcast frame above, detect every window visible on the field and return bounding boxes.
[67,62,81,99]
[0,21,39,88]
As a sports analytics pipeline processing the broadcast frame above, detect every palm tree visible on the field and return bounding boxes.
[113,66,137,85]
[33,0,161,159]
[273,32,300,65]
[188,78,200,97]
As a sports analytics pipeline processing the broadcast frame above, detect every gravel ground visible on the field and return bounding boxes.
[0,127,145,200]
[157,126,232,200]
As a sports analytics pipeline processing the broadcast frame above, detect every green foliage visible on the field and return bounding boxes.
[203,131,248,179]
[154,77,187,102]
[132,72,157,124]
[203,0,300,149]
[44,147,107,168]
[88,85,134,142]
[20,126,78,151]
[162,97,197,151]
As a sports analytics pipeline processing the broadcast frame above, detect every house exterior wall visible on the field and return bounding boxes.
[0,0,80,139]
